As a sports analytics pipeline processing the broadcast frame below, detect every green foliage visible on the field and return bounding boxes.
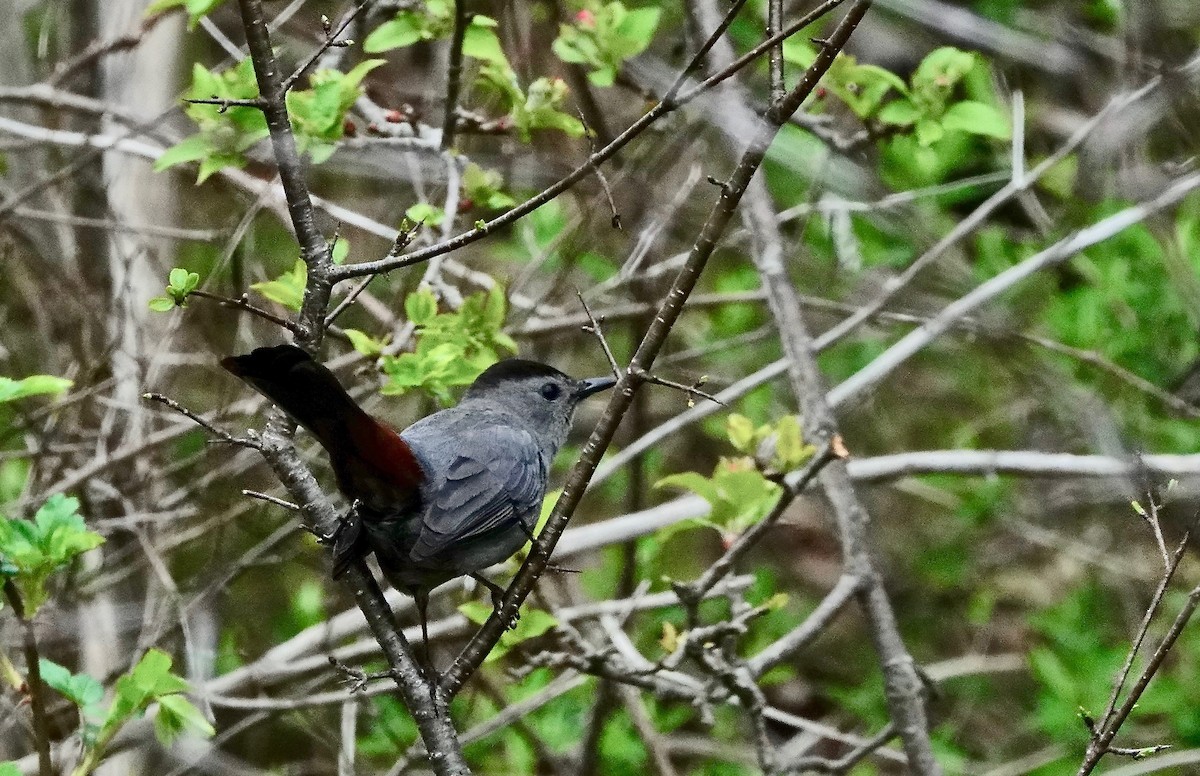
[344,328,388,357]
[462,163,516,211]
[405,202,446,228]
[40,658,105,723]
[146,0,226,29]
[52,648,216,775]
[364,0,496,52]
[380,286,517,402]
[552,1,661,87]
[793,44,1009,147]
[725,413,816,473]
[156,59,267,183]
[0,494,103,615]
[655,414,813,545]
[459,600,558,662]
[251,259,307,311]
[149,267,201,311]
[358,695,418,758]
[286,60,385,163]
[364,0,582,141]
[476,67,585,141]
[0,374,72,403]
[159,57,381,181]
[0,763,19,776]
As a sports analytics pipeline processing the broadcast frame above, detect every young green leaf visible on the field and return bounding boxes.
[344,329,387,357]
[404,203,445,227]
[0,494,103,615]
[0,375,72,404]
[941,100,1011,139]
[251,259,307,312]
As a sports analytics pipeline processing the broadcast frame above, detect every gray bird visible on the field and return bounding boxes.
[221,344,614,667]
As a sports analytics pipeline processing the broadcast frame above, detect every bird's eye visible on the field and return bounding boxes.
[540,382,562,401]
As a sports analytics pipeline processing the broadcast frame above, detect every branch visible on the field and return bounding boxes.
[235,0,333,341]
[329,0,851,280]
[1076,534,1196,775]
[828,172,1200,409]
[3,581,52,776]
[437,0,872,701]
[229,1,470,771]
[141,393,262,449]
[440,0,468,150]
[280,3,370,94]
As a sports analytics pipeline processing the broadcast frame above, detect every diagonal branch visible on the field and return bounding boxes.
[438,0,873,701]
[229,1,470,772]
[329,0,847,281]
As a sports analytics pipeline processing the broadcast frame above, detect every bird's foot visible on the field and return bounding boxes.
[330,502,364,579]
[470,573,520,630]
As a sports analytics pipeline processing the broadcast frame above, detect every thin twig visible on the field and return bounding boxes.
[280,2,370,94]
[143,393,262,449]
[577,291,623,378]
[440,0,469,150]
[241,489,300,511]
[190,289,306,334]
[3,581,52,776]
[1077,533,1193,776]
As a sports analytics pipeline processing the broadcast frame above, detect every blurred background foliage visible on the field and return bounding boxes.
[3,0,1200,773]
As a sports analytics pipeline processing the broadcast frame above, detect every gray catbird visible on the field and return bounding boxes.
[221,344,614,665]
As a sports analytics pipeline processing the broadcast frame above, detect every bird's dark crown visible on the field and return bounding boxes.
[470,359,569,391]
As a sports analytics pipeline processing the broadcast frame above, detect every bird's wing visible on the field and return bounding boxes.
[409,424,545,562]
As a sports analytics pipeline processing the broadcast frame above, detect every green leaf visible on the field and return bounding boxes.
[363,13,426,52]
[941,100,1011,139]
[878,98,921,126]
[458,601,557,662]
[0,763,21,776]
[147,0,226,28]
[331,238,350,265]
[154,694,215,745]
[551,2,659,88]
[915,118,945,147]
[148,296,176,312]
[610,7,661,59]
[0,495,102,615]
[154,135,213,172]
[250,259,307,311]
[405,203,445,227]
[0,375,72,404]
[781,38,816,68]
[39,659,104,718]
[405,289,439,325]
[344,328,386,357]
[516,77,585,139]
[462,20,508,65]
[168,268,189,290]
[656,471,721,504]
[462,164,516,210]
[726,414,756,453]
[773,415,813,471]
[382,287,514,400]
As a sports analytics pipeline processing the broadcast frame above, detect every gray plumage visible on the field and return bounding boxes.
[222,346,614,671]
[348,361,612,597]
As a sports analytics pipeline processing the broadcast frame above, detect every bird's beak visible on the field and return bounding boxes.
[576,375,617,399]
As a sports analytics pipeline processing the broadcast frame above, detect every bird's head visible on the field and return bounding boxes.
[462,359,615,451]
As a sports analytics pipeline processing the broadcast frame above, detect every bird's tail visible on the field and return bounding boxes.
[221,344,366,453]
[221,344,424,507]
